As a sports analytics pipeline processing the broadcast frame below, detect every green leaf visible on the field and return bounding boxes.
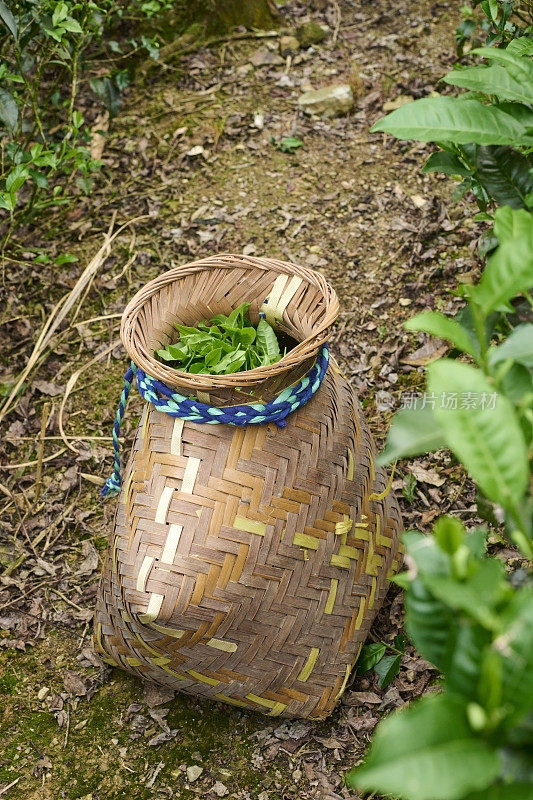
[374,653,401,689]
[60,17,83,33]
[52,2,68,27]
[400,532,456,670]
[0,88,18,135]
[404,570,455,672]
[498,588,533,725]
[501,363,533,405]
[445,622,492,700]
[89,77,122,118]
[371,97,526,145]
[429,559,507,629]
[279,136,304,153]
[443,64,533,105]
[493,206,532,242]
[160,306,281,375]
[471,47,533,85]
[378,405,446,464]
[434,515,465,555]
[28,168,48,189]
[476,146,533,209]
[0,0,17,37]
[186,361,207,374]
[0,191,16,212]
[346,693,501,800]
[466,784,533,800]
[226,302,250,328]
[468,225,533,314]
[211,350,247,374]
[422,150,472,177]
[6,164,29,192]
[54,253,78,265]
[233,326,256,347]
[405,311,479,358]
[428,360,528,507]
[506,37,533,57]
[495,102,533,143]
[204,347,222,368]
[489,324,533,368]
[356,643,386,674]
[256,318,281,362]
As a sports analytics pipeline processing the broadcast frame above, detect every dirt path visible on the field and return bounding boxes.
[0,2,480,798]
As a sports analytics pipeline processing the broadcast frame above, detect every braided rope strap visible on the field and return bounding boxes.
[102,345,330,498]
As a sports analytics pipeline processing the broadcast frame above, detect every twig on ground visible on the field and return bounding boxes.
[333,1,342,43]
[34,402,51,502]
[0,212,147,425]
[50,588,86,613]
[0,778,20,797]
[58,338,122,454]
[37,500,76,553]
[0,448,68,470]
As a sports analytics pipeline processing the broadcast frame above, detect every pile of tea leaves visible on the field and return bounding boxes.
[156,302,283,374]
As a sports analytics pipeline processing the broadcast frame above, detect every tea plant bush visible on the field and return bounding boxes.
[372,0,533,214]
[347,3,533,798]
[0,0,164,221]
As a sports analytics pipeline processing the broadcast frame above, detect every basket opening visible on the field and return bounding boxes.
[121,254,339,394]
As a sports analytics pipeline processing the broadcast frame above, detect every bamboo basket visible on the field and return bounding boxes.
[94,254,402,719]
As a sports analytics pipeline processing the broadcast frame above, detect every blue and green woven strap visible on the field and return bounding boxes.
[102,345,329,498]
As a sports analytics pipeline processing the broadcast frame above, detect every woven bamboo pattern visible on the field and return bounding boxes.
[94,255,402,719]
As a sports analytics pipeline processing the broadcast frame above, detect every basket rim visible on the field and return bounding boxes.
[120,253,339,390]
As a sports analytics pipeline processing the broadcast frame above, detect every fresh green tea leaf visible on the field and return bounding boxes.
[346,693,500,800]
[379,405,447,464]
[468,225,533,314]
[471,47,533,85]
[256,318,281,361]
[405,311,479,359]
[421,150,472,178]
[428,360,528,507]
[158,304,283,376]
[489,324,533,368]
[476,146,533,210]
[371,97,526,145]
[443,64,533,105]
[0,1,17,37]
[434,515,465,555]
[356,643,387,674]
[374,653,401,689]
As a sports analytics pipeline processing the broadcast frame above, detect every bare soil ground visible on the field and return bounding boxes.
[0,1,494,798]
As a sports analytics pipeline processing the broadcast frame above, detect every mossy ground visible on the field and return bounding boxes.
[1,636,273,799]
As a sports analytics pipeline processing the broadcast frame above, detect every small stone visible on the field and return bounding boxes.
[37,687,50,701]
[236,63,254,77]
[249,47,283,67]
[186,145,205,158]
[411,193,427,209]
[213,781,229,797]
[187,765,203,783]
[296,21,327,48]
[279,35,300,56]
[298,84,354,118]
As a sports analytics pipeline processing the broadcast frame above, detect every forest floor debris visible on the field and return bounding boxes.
[0,1,496,798]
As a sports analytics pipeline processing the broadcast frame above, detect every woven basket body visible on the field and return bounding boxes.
[94,255,402,719]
